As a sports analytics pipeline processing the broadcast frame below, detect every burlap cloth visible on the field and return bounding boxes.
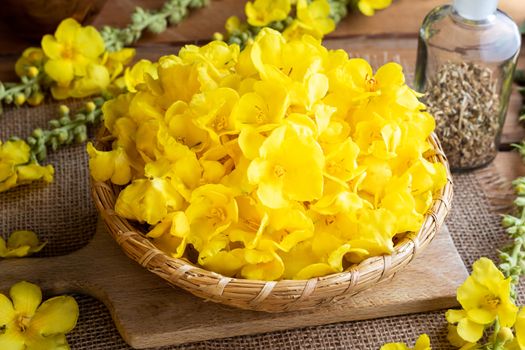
[0,100,520,350]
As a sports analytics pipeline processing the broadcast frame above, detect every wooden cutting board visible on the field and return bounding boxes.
[0,220,467,349]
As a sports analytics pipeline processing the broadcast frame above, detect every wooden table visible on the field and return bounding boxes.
[0,0,523,180]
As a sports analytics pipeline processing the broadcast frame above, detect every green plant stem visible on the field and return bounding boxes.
[11,97,106,163]
[101,0,209,51]
[0,74,44,114]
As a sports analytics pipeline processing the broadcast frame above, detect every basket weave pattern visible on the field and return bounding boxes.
[91,131,453,313]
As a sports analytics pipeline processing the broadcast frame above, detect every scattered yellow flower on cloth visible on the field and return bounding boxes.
[0,281,78,349]
[0,231,46,258]
[0,140,54,193]
[446,257,519,345]
[380,334,432,350]
[88,28,447,281]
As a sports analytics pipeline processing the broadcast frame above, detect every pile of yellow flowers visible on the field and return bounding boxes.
[88,28,446,281]
[0,140,54,193]
[16,18,135,101]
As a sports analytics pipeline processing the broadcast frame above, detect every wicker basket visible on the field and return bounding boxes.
[91,130,453,313]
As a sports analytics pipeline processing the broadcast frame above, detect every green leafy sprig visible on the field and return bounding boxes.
[10,98,105,163]
[101,0,209,52]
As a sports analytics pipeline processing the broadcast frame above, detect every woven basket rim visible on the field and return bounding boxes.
[91,129,453,311]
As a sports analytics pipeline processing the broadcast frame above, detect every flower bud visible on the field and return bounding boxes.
[497,327,514,343]
[59,116,71,126]
[32,128,44,138]
[4,94,13,104]
[502,215,520,228]
[514,197,525,207]
[14,93,26,106]
[48,119,61,128]
[59,105,70,117]
[27,91,44,106]
[85,101,96,113]
[26,136,37,146]
[57,130,69,143]
[27,66,39,78]
[213,32,224,41]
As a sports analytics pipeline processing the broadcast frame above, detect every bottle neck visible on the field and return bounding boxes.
[452,0,498,21]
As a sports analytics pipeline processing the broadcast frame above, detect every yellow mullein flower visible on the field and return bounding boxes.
[247,124,324,208]
[41,18,105,86]
[104,48,136,81]
[0,140,54,193]
[86,142,133,185]
[357,0,392,16]
[0,281,78,349]
[15,47,45,78]
[245,0,291,27]
[115,178,185,225]
[225,16,245,34]
[0,231,46,258]
[380,334,432,350]
[190,87,240,143]
[148,211,190,259]
[124,59,158,93]
[283,0,335,40]
[185,184,238,250]
[446,258,518,343]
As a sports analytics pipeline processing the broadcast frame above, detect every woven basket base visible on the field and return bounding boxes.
[0,220,467,349]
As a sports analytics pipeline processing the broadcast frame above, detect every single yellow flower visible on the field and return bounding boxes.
[103,48,136,81]
[87,142,133,185]
[0,231,46,258]
[247,124,324,208]
[148,211,190,259]
[380,334,431,350]
[459,258,518,326]
[245,0,291,27]
[225,16,244,34]
[41,18,105,86]
[124,59,158,93]
[0,140,54,193]
[357,0,392,16]
[293,0,335,38]
[15,47,45,78]
[185,184,238,250]
[0,281,78,349]
[115,178,185,225]
[446,258,518,343]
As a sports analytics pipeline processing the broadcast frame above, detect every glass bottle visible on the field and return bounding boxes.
[414,0,521,171]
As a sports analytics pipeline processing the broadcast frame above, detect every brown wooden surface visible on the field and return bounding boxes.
[0,221,467,349]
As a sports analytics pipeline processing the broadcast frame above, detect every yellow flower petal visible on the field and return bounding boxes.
[0,293,15,325]
[44,59,74,85]
[457,317,484,343]
[75,26,105,59]
[0,328,25,350]
[10,281,42,317]
[29,295,79,335]
[54,18,81,43]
